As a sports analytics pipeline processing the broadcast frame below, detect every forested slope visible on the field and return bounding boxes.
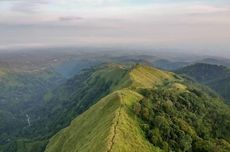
[176,63,230,102]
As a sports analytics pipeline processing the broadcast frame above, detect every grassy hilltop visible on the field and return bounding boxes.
[45,64,230,152]
[45,64,174,152]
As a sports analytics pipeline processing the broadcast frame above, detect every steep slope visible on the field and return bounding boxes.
[136,85,230,152]
[129,65,174,88]
[0,64,132,152]
[45,65,175,152]
[0,69,65,152]
[34,64,132,136]
[45,90,161,152]
[176,63,230,102]
[45,91,122,152]
[46,65,227,152]
[45,64,230,152]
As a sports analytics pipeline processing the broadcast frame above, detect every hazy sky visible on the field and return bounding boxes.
[0,0,230,56]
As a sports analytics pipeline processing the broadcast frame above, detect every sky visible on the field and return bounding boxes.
[0,0,230,56]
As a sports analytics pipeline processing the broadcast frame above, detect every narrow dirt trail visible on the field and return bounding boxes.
[107,93,123,152]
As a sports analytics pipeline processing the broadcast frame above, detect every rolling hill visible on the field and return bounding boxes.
[45,64,230,152]
[176,63,230,102]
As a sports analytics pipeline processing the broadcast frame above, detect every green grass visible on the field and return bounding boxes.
[45,64,170,152]
[45,89,161,152]
[129,65,174,88]
[45,64,230,152]
[45,92,121,152]
[110,89,161,152]
[89,64,132,90]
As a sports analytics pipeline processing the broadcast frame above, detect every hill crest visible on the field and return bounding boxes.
[45,64,230,152]
[45,64,172,152]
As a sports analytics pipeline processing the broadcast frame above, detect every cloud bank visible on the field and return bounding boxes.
[0,0,230,56]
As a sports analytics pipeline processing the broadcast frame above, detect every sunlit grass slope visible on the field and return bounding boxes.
[45,64,168,152]
[45,92,121,152]
[109,89,161,152]
[45,64,181,152]
[88,64,175,90]
[45,89,161,152]
[129,64,174,88]
[88,64,132,91]
[91,64,175,90]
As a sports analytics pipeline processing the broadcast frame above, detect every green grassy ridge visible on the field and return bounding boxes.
[44,64,230,152]
[45,89,160,152]
[87,63,175,90]
[129,64,174,88]
[45,91,121,152]
[5,64,133,152]
[36,64,132,134]
[86,64,132,92]
[0,63,177,152]
[0,64,132,151]
[45,64,180,152]
[109,89,161,152]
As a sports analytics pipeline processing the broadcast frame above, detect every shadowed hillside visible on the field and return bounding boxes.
[176,63,230,102]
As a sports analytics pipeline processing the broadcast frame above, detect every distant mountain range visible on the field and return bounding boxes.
[176,63,230,103]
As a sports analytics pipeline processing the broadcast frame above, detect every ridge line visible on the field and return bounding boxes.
[106,92,123,152]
